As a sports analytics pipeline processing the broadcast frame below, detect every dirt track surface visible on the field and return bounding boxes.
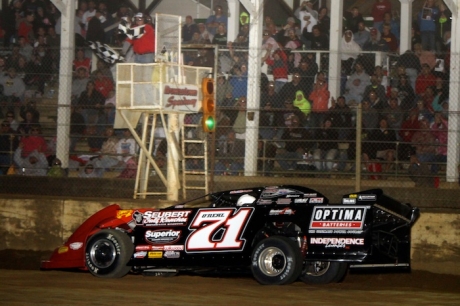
[0,251,459,305]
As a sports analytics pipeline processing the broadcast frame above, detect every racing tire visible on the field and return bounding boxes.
[299,261,348,284]
[251,236,302,285]
[85,229,134,278]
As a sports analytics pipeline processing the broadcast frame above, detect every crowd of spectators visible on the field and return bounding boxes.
[0,1,454,183]
[183,1,451,180]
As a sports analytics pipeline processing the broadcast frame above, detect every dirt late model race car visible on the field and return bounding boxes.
[41,185,420,285]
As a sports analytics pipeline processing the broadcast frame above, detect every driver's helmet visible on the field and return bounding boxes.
[237,194,256,206]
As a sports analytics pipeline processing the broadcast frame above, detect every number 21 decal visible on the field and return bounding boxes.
[186,208,254,252]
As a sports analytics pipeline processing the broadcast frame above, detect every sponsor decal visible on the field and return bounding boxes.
[316,230,333,233]
[186,208,254,253]
[136,245,164,251]
[69,242,83,250]
[164,245,184,251]
[310,237,365,248]
[133,251,147,258]
[230,189,253,194]
[308,230,316,233]
[262,188,296,198]
[276,198,291,205]
[269,208,295,216]
[309,197,324,204]
[310,206,367,229]
[342,198,356,204]
[145,229,181,244]
[164,251,180,258]
[116,210,133,219]
[58,246,68,254]
[349,194,357,198]
[304,193,317,197]
[286,194,300,198]
[134,210,192,227]
[148,251,163,259]
[358,194,376,201]
[257,199,273,205]
[294,198,308,203]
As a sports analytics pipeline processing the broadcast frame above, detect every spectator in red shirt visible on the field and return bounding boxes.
[372,0,392,30]
[94,71,114,98]
[126,12,156,63]
[263,45,288,93]
[73,48,91,76]
[18,11,35,43]
[415,64,436,96]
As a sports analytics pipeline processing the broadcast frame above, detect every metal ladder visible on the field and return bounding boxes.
[181,123,208,199]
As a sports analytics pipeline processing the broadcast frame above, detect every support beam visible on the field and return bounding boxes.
[446,0,460,182]
[241,0,263,176]
[227,0,240,42]
[328,0,343,100]
[146,0,162,14]
[52,0,75,169]
[399,0,413,53]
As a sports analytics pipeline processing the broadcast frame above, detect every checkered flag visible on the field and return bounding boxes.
[88,41,124,64]
[118,18,145,40]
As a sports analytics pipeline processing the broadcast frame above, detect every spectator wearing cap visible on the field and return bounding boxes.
[182,15,198,43]
[363,28,389,52]
[206,5,227,36]
[126,13,156,63]
[353,21,370,48]
[0,67,26,115]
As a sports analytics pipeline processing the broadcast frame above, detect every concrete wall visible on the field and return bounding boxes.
[0,197,458,275]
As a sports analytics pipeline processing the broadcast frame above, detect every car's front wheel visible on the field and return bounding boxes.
[299,261,348,284]
[251,236,302,285]
[85,229,134,278]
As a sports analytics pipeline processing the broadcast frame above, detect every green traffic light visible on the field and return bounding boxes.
[205,116,215,131]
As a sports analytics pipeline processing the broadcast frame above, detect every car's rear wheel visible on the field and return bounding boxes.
[251,236,302,285]
[299,261,348,284]
[85,229,133,278]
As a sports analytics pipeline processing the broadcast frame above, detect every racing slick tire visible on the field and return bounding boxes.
[299,261,348,284]
[251,236,302,285]
[85,229,134,278]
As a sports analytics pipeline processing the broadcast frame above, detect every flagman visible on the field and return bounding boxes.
[126,12,156,63]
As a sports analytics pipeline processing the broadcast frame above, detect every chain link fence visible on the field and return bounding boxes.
[0,43,457,198]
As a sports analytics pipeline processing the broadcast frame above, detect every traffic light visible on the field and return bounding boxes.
[202,77,215,133]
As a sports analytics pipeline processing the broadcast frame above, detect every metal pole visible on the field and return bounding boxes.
[355,104,362,192]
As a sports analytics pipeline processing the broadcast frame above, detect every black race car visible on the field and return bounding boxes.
[41,185,420,285]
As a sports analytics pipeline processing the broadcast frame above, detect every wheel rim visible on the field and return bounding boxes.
[306,261,331,276]
[89,238,117,269]
[258,247,286,277]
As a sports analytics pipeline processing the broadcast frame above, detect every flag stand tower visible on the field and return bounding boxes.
[115,14,212,201]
